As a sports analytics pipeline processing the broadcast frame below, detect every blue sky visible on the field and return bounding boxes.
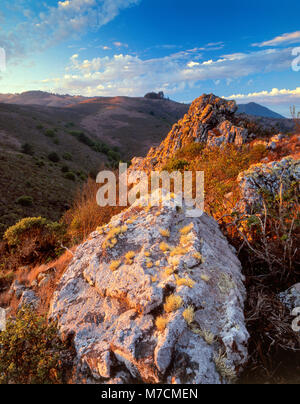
[0,0,300,116]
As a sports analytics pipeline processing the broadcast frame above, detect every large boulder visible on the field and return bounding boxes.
[49,193,249,384]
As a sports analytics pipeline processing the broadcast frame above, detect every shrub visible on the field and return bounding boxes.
[21,143,34,156]
[44,129,55,138]
[62,152,73,161]
[64,172,76,181]
[61,165,69,173]
[163,158,190,172]
[48,152,60,163]
[16,195,33,207]
[0,307,69,384]
[3,217,65,267]
[4,217,64,247]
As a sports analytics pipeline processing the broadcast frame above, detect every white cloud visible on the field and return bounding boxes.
[226,87,300,106]
[41,47,295,97]
[1,0,141,62]
[253,31,300,47]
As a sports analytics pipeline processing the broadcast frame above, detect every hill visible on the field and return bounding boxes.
[0,96,188,235]
[237,102,285,119]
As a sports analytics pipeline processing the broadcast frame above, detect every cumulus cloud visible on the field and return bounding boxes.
[253,31,300,47]
[226,87,300,106]
[41,47,294,97]
[1,0,140,62]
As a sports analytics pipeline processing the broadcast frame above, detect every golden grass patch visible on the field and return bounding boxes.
[183,306,195,324]
[164,294,183,312]
[156,316,168,332]
[110,260,122,272]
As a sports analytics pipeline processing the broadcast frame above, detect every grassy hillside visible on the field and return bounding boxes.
[0,97,188,236]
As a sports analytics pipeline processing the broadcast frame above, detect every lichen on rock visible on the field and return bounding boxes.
[49,191,249,384]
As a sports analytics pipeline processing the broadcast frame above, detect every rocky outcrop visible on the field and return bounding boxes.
[279,284,300,312]
[49,192,249,384]
[131,94,249,172]
[237,156,300,213]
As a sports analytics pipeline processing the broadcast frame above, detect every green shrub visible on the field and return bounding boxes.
[4,217,64,247]
[0,307,68,384]
[44,129,55,138]
[16,195,33,207]
[62,152,73,161]
[21,143,34,156]
[163,158,190,171]
[48,152,60,163]
[64,172,76,181]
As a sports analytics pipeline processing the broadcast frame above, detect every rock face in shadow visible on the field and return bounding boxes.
[131,94,249,172]
[49,193,249,384]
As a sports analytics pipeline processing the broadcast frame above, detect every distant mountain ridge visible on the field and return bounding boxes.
[237,102,284,119]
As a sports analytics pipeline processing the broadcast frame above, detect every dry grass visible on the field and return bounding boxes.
[64,177,126,243]
[159,242,171,252]
[214,350,237,381]
[170,246,188,257]
[110,260,122,271]
[179,223,194,235]
[176,277,195,288]
[164,294,183,312]
[125,251,135,265]
[183,306,195,324]
[159,228,170,238]
[156,316,168,332]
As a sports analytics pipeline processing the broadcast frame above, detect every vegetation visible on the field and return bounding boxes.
[164,294,183,313]
[162,142,267,219]
[48,152,60,163]
[0,307,70,384]
[16,195,33,207]
[2,217,65,269]
[183,306,195,325]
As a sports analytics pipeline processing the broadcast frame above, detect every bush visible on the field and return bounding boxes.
[0,307,69,384]
[48,152,60,163]
[163,158,190,171]
[44,129,55,138]
[64,172,76,181]
[61,165,69,173]
[2,217,66,268]
[16,195,33,207]
[62,152,73,161]
[21,143,34,156]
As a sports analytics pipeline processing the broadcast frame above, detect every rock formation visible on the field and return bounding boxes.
[131,94,249,172]
[49,191,249,384]
[237,156,300,213]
